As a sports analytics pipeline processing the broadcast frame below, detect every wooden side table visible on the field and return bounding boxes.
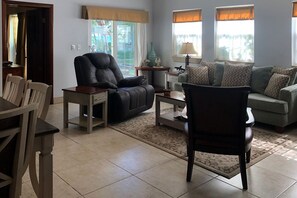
[62,86,108,133]
[135,66,170,92]
[165,72,179,89]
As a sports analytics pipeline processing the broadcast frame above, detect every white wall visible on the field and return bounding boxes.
[0,0,153,98]
[152,0,293,86]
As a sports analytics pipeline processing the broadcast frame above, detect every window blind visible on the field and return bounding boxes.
[82,5,149,23]
[216,6,254,21]
[173,9,202,23]
[293,2,297,17]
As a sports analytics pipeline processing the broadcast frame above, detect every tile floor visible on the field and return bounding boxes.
[21,102,297,198]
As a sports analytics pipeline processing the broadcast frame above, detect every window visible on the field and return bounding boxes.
[172,9,202,60]
[90,20,136,77]
[215,6,254,62]
[83,6,148,77]
[292,2,297,65]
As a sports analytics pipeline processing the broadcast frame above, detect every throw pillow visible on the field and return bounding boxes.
[221,64,253,86]
[264,73,290,99]
[250,66,273,94]
[213,63,225,86]
[188,66,209,85]
[201,61,216,85]
[272,66,297,85]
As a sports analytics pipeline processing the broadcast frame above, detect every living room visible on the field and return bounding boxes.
[2,0,297,197]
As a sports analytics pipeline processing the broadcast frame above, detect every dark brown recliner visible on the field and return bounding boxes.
[74,52,155,122]
[182,83,254,190]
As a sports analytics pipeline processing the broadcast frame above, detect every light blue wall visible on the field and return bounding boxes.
[152,0,293,85]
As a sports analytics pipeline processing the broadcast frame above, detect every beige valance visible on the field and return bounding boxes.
[82,5,149,23]
[173,9,202,23]
[216,6,254,21]
[293,2,297,17]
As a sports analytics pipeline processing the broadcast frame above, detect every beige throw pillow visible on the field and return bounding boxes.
[272,67,297,85]
[221,64,253,86]
[188,66,209,85]
[201,61,216,85]
[264,73,290,99]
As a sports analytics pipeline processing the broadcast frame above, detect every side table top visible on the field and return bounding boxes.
[62,86,107,94]
[135,66,170,71]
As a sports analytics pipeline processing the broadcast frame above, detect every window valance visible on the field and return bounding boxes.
[216,6,254,21]
[82,5,149,23]
[293,2,297,17]
[173,9,202,23]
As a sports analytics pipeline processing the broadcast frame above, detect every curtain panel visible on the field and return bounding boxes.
[216,6,254,21]
[82,6,149,23]
[172,9,202,23]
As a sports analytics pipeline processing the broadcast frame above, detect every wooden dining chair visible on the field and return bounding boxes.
[0,103,38,197]
[182,83,254,190]
[21,81,52,120]
[3,74,25,106]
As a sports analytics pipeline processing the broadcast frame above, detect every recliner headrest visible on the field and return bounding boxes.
[84,53,111,69]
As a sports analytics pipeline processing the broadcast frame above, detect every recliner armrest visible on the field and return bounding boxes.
[118,76,146,87]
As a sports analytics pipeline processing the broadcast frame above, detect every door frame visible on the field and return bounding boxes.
[2,0,53,100]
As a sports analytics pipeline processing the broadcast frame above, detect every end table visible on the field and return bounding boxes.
[62,86,108,133]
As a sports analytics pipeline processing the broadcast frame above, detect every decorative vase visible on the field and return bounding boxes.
[147,42,157,67]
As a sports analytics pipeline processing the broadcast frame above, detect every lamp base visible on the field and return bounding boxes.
[185,54,190,68]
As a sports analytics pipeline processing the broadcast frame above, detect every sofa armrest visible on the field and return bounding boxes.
[178,73,188,83]
[279,84,297,123]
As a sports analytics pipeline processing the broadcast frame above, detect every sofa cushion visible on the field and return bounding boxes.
[264,73,290,99]
[188,66,209,85]
[272,67,297,85]
[201,61,216,85]
[251,66,273,94]
[213,63,225,86]
[248,93,288,114]
[221,63,253,86]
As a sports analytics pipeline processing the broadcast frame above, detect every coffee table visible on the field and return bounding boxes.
[155,91,186,131]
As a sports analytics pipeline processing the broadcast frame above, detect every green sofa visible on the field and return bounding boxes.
[174,65,297,131]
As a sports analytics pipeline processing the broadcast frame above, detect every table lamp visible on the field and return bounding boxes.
[179,42,197,68]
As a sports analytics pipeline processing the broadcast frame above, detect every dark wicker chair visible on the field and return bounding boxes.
[182,83,254,190]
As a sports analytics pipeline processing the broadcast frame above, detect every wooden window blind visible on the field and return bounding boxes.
[293,2,297,17]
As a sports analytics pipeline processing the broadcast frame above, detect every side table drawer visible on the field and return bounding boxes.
[93,92,107,104]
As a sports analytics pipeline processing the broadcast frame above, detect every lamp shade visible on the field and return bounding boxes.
[179,42,197,55]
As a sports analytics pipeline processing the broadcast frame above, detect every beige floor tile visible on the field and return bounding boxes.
[180,179,256,198]
[21,174,82,198]
[55,159,131,195]
[278,182,297,198]
[108,145,173,174]
[84,176,171,198]
[136,160,213,197]
[255,151,297,180]
[218,166,295,198]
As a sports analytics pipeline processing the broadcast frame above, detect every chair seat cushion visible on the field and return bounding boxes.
[248,93,288,114]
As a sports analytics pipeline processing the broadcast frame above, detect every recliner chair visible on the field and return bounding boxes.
[74,52,155,122]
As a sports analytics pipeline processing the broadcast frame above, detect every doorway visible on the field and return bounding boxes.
[2,0,53,98]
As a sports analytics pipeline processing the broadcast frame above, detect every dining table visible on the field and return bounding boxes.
[0,97,59,198]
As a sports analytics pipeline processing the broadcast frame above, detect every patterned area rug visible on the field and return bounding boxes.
[110,111,294,178]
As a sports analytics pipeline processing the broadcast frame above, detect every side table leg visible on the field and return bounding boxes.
[63,96,68,128]
[87,97,93,133]
[155,97,160,126]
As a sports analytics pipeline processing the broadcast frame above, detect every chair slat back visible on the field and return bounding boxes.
[22,81,52,120]
[0,103,38,197]
[3,74,25,106]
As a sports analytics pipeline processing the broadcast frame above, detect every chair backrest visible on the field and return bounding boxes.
[3,74,25,106]
[21,81,52,120]
[182,84,250,150]
[0,103,38,197]
[74,52,124,86]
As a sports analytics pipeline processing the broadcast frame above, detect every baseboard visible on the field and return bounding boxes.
[53,96,63,104]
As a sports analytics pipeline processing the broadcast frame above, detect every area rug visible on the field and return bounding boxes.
[110,111,295,178]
